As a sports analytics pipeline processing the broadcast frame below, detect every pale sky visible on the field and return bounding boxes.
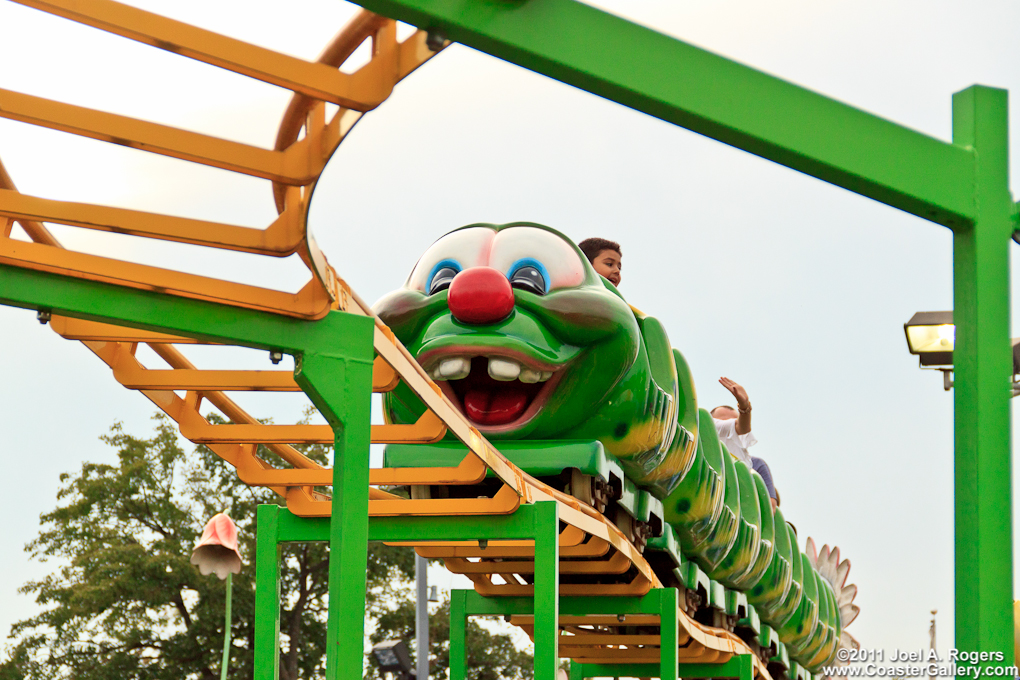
[2,0,1020,665]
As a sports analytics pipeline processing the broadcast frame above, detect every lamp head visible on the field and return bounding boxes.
[371,640,413,675]
[903,311,955,367]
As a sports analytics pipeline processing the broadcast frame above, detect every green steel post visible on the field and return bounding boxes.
[295,352,375,680]
[735,653,754,680]
[533,501,560,680]
[221,572,233,680]
[569,662,583,680]
[255,505,281,680]
[450,589,467,680]
[951,86,1014,664]
[659,588,678,680]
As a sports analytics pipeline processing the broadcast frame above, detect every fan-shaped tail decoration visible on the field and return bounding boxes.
[807,537,861,659]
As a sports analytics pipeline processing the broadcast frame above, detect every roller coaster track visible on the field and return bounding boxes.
[0,3,827,678]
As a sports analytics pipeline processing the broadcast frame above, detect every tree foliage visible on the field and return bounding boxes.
[0,415,532,680]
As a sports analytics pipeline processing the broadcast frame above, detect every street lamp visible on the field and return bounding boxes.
[903,311,1020,394]
[371,640,414,679]
[903,311,956,390]
[904,311,955,364]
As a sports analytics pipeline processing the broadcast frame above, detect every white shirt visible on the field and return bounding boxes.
[713,417,757,467]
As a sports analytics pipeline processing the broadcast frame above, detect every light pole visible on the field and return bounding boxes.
[416,554,428,680]
[903,298,1016,661]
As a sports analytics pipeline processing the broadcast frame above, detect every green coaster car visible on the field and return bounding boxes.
[376,223,859,670]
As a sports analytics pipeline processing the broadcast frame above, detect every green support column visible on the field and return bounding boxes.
[450,589,468,680]
[734,653,754,680]
[254,505,281,680]
[951,86,1014,664]
[295,351,375,679]
[533,501,560,680]
[659,589,679,680]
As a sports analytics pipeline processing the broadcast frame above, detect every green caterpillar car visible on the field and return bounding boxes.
[375,222,858,670]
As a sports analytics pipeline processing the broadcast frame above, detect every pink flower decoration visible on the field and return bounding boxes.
[191,513,242,580]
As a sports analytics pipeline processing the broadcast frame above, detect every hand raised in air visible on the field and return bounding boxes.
[719,377,750,411]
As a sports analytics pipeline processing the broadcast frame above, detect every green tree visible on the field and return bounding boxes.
[0,415,532,680]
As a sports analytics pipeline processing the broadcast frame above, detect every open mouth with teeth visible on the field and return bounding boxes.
[422,353,562,430]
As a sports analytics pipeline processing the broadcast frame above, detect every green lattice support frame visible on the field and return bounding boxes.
[251,503,563,680]
[450,589,688,680]
[442,503,563,679]
[446,588,755,680]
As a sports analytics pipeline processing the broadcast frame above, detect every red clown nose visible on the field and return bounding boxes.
[447,267,515,325]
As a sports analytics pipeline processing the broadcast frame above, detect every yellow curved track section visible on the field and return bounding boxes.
[0,3,774,674]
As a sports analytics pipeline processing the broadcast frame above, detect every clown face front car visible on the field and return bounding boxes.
[374,223,697,496]
[375,223,858,671]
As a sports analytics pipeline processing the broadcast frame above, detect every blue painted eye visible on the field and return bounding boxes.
[510,266,546,295]
[428,266,458,295]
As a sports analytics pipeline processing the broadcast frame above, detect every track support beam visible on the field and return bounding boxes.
[951,86,1014,666]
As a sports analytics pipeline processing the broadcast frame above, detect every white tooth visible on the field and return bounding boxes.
[519,368,542,384]
[540,371,553,382]
[488,358,521,381]
[439,357,470,380]
[430,366,444,380]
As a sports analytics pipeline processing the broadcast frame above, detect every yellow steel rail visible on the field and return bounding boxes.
[13,0,400,109]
